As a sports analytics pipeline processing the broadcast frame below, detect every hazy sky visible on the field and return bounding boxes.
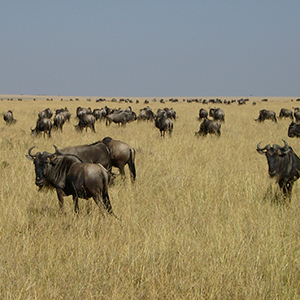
[1,1,300,97]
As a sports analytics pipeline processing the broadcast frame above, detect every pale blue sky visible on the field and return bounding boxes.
[0,1,299,97]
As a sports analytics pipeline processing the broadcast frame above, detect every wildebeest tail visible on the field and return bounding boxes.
[128,148,136,181]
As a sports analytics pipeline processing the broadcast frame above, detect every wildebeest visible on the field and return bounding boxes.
[75,114,96,132]
[198,108,208,120]
[31,118,52,137]
[293,108,300,123]
[257,140,300,201]
[279,108,293,120]
[138,107,155,121]
[102,137,136,182]
[288,122,300,138]
[57,141,112,171]
[93,108,107,121]
[26,146,117,217]
[53,113,66,131]
[209,108,225,122]
[255,109,277,122]
[155,112,173,137]
[56,107,71,122]
[3,110,17,125]
[38,108,53,120]
[195,118,221,136]
[106,111,137,126]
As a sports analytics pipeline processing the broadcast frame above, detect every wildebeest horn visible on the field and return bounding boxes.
[53,145,61,154]
[28,146,36,158]
[257,142,270,151]
[273,139,289,151]
[281,139,289,150]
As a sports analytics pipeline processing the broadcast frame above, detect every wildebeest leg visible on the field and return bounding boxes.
[72,194,79,213]
[128,149,136,182]
[56,188,64,211]
[278,180,293,202]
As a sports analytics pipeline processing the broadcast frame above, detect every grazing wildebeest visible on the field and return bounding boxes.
[58,141,112,171]
[102,137,136,182]
[75,114,96,132]
[31,118,52,137]
[279,108,293,120]
[288,122,300,138]
[155,112,173,137]
[26,146,117,217]
[257,140,300,201]
[255,109,277,122]
[198,108,208,120]
[53,113,66,131]
[209,108,225,122]
[3,110,17,125]
[195,118,221,136]
[105,111,137,126]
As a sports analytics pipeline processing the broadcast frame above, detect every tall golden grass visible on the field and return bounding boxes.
[1,97,300,299]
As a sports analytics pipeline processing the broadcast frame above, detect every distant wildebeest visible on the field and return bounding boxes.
[209,108,225,122]
[93,108,107,121]
[102,137,136,182]
[155,111,173,137]
[164,108,177,120]
[105,111,137,126]
[75,114,96,132]
[56,107,71,122]
[255,109,277,122]
[26,146,117,217]
[138,106,155,121]
[257,140,300,201]
[293,108,300,123]
[38,108,53,120]
[3,110,17,125]
[198,108,208,120]
[195,118,221,136]
[279,108,293,120]
[288,122,300,138]
[31,118,52,137]
[53,113,66,131]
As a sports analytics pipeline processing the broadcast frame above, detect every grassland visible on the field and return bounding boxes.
[1,96,300,299]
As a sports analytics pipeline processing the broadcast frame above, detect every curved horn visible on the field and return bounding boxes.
[282,139,288,149]
[28,146,36,158]
[257,142,270,151]
[53,145,59,153]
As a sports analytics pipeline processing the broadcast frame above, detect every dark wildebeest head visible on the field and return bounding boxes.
[26,146,118,217]
[256,139,300,201]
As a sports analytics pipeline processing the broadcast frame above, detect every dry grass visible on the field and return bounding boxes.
[1,96,300,299]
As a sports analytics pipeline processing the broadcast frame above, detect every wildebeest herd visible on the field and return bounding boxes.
[3,99,300,215]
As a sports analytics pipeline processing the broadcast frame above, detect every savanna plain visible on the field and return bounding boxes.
[1,96,300,299]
